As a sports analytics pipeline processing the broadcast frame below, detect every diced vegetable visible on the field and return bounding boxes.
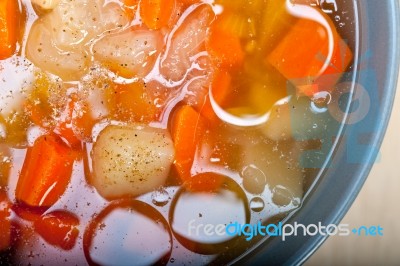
[11,202,43,222]
[161,4,214,81]
[123,0,138,20]
[90,124,175,199]
[93,29,163,78]
[140,0,175,30]
[26,20,90,81]
[0,0,19,59]
[111,82,159,123]
[206,25,245,69]
[15,134,76,207]
[209,10,256,40]
[0,191,11,251]
[267,10,353,97]
[34,210,79,250]
[171,105,206,182]
[48,0,129,48]
[26,0,130,80]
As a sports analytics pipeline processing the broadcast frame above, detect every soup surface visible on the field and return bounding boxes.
[0,0,354,264]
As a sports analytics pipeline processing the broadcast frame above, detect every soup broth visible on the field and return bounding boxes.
[0,0,355,264]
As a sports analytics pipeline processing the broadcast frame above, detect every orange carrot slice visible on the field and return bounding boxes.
[267,11,353,97]
[34,210,79,250]
[171,105,206,183]
[16,134,76,208]
[111,82,159,123]
[0,0,19,59]
[0,191,11,251]
[206,26,245,69]
[123,0,139,21]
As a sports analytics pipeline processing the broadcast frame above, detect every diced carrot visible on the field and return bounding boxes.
[140,0,175,30]
[199,70,232,122]
[15,134,75,208]
[267,12,353,97]
[206,25,245,69]
[111,82,159,123]
[0,0,19,59]
[34,210,79,250]
[171,105,206,183]
[210,9,255,39]
[0,191,11,251]
[123,0,139,21]
[71,100,98,143]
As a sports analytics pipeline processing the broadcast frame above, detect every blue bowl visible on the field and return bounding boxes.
[236,0,400,264]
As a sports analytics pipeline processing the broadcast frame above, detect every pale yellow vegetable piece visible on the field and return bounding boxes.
[90,124,175,199]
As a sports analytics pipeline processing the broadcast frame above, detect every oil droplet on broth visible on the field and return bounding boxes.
[249,197,265,212]
[311,91,332,113]
[169,176,249,253]
[84,200,172,265]
[151,187,170,207]
[241,165,267,195]
[272,186,299,207]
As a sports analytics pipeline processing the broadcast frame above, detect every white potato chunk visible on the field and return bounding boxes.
[26,0,129,80]
[48,0,129,48]
[93,29,163,78]
[90,124,175,199]
[32,0,60,10]
[161,4,215,81]
[26,20,90,81]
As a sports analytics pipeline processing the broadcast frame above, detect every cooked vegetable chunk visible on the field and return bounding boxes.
[90,124,175,199]
[0,0,20,59]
